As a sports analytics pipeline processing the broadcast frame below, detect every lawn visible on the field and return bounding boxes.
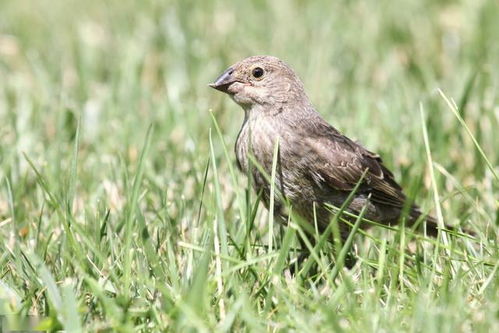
[0,0,497,331]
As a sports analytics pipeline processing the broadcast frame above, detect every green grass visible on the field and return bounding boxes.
[1,0,498,331]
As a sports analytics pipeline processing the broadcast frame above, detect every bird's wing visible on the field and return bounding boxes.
[305,124,406,208]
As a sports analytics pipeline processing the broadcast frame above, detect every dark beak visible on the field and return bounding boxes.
[209,67,236,93]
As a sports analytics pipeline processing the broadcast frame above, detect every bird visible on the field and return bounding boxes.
[209,55,465,264]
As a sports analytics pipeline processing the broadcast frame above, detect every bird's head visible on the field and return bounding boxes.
[210,55,307,111]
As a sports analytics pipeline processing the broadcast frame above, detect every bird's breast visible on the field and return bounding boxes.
[235,116,312,202]
[236,117,280,171]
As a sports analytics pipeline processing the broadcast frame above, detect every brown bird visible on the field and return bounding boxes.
[210,55,461,263]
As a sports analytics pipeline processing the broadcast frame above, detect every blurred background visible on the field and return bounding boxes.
[0,0,497,331]
[1,0,498,180]
[1,0,498,166]
[1,0,497,230]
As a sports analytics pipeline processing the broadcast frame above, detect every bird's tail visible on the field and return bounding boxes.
[408,206,475,237]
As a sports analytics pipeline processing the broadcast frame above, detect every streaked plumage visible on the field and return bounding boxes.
[210,55,452,252]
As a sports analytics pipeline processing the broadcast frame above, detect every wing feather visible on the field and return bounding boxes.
[305,123,406,208]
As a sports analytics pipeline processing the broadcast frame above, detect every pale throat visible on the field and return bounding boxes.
[243,100,293,119]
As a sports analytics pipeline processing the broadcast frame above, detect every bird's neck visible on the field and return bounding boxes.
[244,98,316,123]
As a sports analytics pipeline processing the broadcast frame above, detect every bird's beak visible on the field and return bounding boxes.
[209,67,236,93]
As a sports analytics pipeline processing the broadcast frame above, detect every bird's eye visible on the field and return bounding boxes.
[252,67,264,79]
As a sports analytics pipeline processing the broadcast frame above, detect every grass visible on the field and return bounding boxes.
[0,0,498,331]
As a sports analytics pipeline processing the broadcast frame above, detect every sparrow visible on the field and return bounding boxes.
[210,55,464,262]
